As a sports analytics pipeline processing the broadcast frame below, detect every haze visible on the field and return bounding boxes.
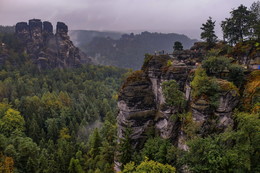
[0,0,255,39]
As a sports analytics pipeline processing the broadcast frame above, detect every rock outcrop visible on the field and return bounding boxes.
[116,54,241,166]
[191,79,239,135]
[117,55,193,150]
[15,19,92,69]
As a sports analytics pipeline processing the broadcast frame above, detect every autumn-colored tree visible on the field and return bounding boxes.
[0,153,14,173]
[0,108,25,136]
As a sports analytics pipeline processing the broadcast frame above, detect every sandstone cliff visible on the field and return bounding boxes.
[15,19,92,69]
[116,53,242,165]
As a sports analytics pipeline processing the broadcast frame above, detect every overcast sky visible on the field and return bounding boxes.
[0,0,255,39]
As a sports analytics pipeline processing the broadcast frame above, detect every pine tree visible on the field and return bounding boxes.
[173,41,183,51]
[251,1,260,40]
[118,127,133,166]
[221,5,256,45]
[200,17,217,47]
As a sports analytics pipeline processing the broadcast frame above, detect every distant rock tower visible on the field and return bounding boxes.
[15,19,91,69]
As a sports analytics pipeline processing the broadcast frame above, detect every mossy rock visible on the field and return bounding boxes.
[217,79,239,95]
[129,110,156,120]
[141,55,171,72]
[191,95,210,111]
[121,70,146,89]
[119,70,156,109]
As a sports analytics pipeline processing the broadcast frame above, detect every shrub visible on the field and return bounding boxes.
[228,64,245,87]
[191,68,220,108]
[202,56,231,77]
[162,80,186,111]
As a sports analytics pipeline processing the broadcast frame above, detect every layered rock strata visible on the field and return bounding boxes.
[117,54,240,154]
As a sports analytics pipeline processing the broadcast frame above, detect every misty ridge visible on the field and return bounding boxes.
[69,30,197,69]
[0,24,197,69]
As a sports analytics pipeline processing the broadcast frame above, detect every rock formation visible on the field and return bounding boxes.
[15,19,92,69]
[116,54,241,169]
[117,55,193,153]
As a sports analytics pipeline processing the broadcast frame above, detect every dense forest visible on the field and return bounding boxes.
[0,30,130,172]
[0,64,129,172]
[0,1,259,173]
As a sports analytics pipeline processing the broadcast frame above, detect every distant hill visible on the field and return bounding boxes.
[69,30,123,47]
[71,31,197,69]
[0,25,15,33]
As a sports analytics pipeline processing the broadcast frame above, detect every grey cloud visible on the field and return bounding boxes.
[0,0,256,39]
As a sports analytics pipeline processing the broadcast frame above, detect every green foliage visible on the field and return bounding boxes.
[202,56,245,87]
[182,111,260,172]
[221,4,257,45]
[0,62,127,172]
[200,17,217,47]
[202,56,231,77]
[121,158,176,173]
[162,80,186,111]
[228,64,245,87]
[68,158,84,173]
[88,128,102,157]
[242,70,260,113]
[118,127,133,167]
[0,108,25,136]
[251,1,260,40]
[173,41,183,51]
[190,68,220,108]
[180,112,200,139]
[140,137,173,164]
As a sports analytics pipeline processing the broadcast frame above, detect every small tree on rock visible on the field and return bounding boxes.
[173,41,183,51]
[201,17,218,47]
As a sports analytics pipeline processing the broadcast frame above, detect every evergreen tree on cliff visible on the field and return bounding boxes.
[251,1,260,40]
[200,17,217,47]
[221,5,256,45]
[173,41,183,51]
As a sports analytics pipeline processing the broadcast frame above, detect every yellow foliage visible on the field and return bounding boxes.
[0,153,14,173]
[58,92,72,107]
[59,127,71,139]
[243,71,260,112]
[252,103,260,114]
[217,79,239,95]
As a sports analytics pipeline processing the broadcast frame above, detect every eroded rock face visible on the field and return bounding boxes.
[117,71,156,149]
[117,55,192,153]
[191,89,239,135]
[117,54,240,157]
[15,19,92,69]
